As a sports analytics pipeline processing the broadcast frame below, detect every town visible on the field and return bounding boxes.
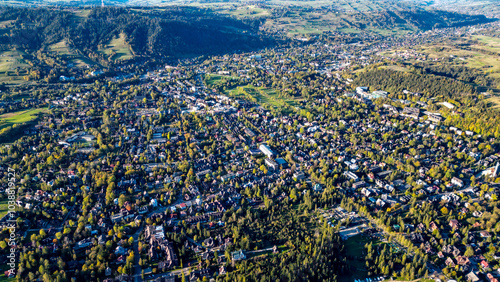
[0,4,499,282]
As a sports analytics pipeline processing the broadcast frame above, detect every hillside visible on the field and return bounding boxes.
[0,7,273,58]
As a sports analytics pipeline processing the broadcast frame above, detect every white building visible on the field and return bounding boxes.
[259,144,274,158]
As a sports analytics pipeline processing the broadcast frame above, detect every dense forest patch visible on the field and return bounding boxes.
[0,7,274,58]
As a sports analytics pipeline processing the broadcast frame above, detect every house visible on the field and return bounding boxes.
[356,86,369,94]
[313,183,323,192]
[429,221,439,232]
[456,256,470,266]
[219,265,226,275]
[231,249,246,261]
[449,219,460,229]
[353,181,366,189]
[293,171,306,180]
[480,231,491,238]
[189,269,210,282]
[487,273,499,282]
[344,171,359,181]
[360,187,372,196]
[466,271,480,282]
[451,177,464,187]
[481,260,490,268]
[445,257,455,267]
[428,114,442,123]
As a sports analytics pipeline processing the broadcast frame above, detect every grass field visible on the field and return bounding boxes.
[0,50,30,84]
[417,36,500,81]
[0,108,48,130]
[205,72,304,114]
[0,198,10,219]
[338,234,380,282]
[226,5,270,17]
[99,32,134,61]
[473,35,500,50]
[225,84,302,114]
[48,40,73,55]
[381,65,412,72]
[205,74,238,86]
[486,95,500,109]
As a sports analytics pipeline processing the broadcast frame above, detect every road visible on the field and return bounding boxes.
[132,225,145,282]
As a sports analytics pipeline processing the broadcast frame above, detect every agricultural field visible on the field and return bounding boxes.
[0,108,48,131]
[263,9,417,36]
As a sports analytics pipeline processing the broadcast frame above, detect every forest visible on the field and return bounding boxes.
[354,68,500,138]
[0,7,274,58]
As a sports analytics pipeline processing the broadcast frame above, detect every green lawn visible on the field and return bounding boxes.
[0,108,48,130]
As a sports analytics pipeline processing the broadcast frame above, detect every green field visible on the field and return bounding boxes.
[226,5,270,17]
[486,95,500,109]
[205,74,239,86]
[48,40,73,55]
[0,108,48,130]
[339,234,383,282]
[339,234,370,282]
[224,84,302,114]
[99,33,134,61]
[417,36,500,81]
[0,50,30,84]
[0,198,10,219]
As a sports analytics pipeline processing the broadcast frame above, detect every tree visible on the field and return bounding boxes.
[441,207,449,215]
[464,246,474,257]
[118,194,127,207]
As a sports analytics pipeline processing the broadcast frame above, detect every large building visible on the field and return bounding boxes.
[259,144,274,158]
[402,107,420,119]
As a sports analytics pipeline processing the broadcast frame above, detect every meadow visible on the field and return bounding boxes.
[0,108,48,130]
[98,32,134,62]
[0,50,30,84]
